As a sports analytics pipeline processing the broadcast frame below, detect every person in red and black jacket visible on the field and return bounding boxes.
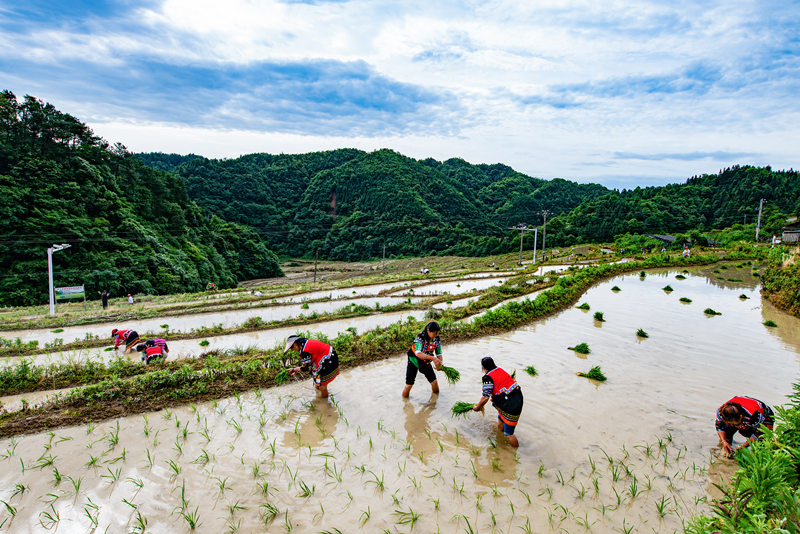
[401,321,443,398]
[136,339,169,365]
[473,356,524,448]
[111,328,140,353]
[715,396,774,457]
[284,335,339,398]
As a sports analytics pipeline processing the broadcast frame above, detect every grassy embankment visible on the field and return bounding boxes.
[0,252,758,437]
[761,246,800,317]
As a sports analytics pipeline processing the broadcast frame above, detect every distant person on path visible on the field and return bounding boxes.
[127,294,134,305]
[472,356,523,448]
[682,245,690,257]
[716,396,774,458]
[284,335,339,398]
[136,339,168,364]
[112,328,140,353]
[402,321,443,398]
[100,290,109,309]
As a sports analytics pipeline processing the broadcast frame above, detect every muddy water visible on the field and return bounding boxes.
[390,277,510,296]
[1,268,798,533]
[0,296,422,347]
[1,310,428,368]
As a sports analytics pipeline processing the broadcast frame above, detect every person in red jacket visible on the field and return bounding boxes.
[136,339,169,364]
[715,396,774,457]
[284,335,339,398]
[473,356,524,448]
[111,328,140,353]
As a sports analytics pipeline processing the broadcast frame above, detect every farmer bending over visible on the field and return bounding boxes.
[402,321,443,398]
[473,356,524,448]
[284,335,339,398]
[112,328,140,353]
[716,396,773,458]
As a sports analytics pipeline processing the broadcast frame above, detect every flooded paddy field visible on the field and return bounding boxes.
[1,265,797,533]
[0,296,423,347]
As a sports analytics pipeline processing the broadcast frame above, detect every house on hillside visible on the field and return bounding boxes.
[645,234,676,245]
[782,222,800,244]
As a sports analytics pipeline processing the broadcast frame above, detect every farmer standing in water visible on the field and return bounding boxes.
[284,335,340,398]
[402,321,443,398]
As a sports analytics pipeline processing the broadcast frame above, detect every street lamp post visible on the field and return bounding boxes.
[48,243,71,316]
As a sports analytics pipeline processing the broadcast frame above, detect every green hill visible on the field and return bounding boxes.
[0,91,282,306]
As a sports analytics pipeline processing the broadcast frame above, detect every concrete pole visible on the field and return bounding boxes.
[532,228,538,265]
[47,246,55,316]
[755,199,765,242]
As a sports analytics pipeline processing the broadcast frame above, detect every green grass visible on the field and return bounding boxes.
[763,320,778,328]
[568,343,591,354]
[440,365,460,384]
[451,401,475,417]
[663,285,674,292]
[636,329,649,338]
[593,312,605,322]
[704,308,722,316]
[576,302,590,310]
[679,297,692,303]
[577,366,606,381]
[523,365,537,377]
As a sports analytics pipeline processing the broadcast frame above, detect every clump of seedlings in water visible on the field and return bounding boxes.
[440,366,460,384]
[568,343,591,354]
[739,294,749,299]
[451,401,475,417]
[199,340,210,347]
[663,285,673,292]
[577,366,606,381]
[704,308,722,316]
[636,329,649,338]
[593,312,605,322]
[763,320,778,328]
[679,297,692,303]
[524,366,537,377]
[675,274,686,280]
[639,271,646,278]
[576,303,590,310]
[611,286,621,292]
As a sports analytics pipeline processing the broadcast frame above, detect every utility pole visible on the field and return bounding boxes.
[755,199,765,242]
[540,210,549,261]
[47,243,71,316]
[532,227,538,265]
[508,225,529,264]
[313,250,318,284]
[382,243,386,274]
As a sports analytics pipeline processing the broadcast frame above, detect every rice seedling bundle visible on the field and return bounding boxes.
[576,302,590,310]
[577,366,607,381]
[675,274,686,280]
[611,286,621,292]
[663,285,673,292]
[440,365,460,385]
[679,297,692,303]
[524,366,537,377]
[763,320,778,328]
[593,312,605,322]
[636,329,649,338]
[639,271,646,278]
[703,308,721,316]
[739,294,749,299]
[568,343,591,354]
[451,401,475,417]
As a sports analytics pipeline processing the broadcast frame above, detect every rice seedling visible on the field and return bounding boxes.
[611,286,621,292]
[577,366,606,381]
[655,495,669,517]
[703,308,722,316]
[451,401,474,416]
[763,320,778,327]
[662,285,673,292]
[675,274,686,280]
[181,506,201,530]
[440,365,460,384]
[569,342,591,354]
[636,328,649,338]
[576,302,590,310]
[593,312,605,321]
[367,470,385,491]
[274,369,289,384]
[394,507,422,527]
[679,297,692,303]
[38,503,60,529]
[488,437,497,449]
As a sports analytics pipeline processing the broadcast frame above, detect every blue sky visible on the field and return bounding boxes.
[1,0,798,188]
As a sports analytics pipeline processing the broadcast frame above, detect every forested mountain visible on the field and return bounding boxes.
[139,150,609,259]
[545,166,800,245]
[0,92,282,306]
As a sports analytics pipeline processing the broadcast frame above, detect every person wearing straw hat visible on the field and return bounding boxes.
[473,356,523,448]
[284,335,339,398]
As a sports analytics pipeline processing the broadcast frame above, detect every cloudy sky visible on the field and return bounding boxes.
[1,1,798,188]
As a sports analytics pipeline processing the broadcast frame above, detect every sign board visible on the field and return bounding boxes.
[55,285,85,301]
